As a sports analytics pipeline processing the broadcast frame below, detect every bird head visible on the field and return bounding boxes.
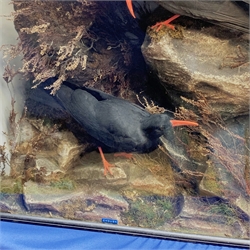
[143,114,198,140]
[154,116,199,148]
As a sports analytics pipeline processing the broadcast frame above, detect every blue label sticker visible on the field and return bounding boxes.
[102,218,118,224]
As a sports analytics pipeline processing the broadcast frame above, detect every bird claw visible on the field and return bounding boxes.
[151,14,180,32]
[103,161,115,176]
[152,22,175,32]
[98,147,115,176]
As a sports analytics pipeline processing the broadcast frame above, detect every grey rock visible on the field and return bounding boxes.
[142,27,249,118]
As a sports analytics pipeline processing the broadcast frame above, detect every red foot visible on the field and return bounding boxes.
[152,14,180,31]
[114,152,133,159]
[98,147,114,176]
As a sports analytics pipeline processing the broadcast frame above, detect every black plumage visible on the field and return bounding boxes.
[29,78,198,175]
[127,0,249,33]
[55,83,174,153]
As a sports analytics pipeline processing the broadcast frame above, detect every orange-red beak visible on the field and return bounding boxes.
[170,120,199,127]
[126,0,136,18]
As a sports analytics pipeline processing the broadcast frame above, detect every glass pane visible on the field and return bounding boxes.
[0,0,249,245]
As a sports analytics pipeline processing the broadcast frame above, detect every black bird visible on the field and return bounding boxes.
[34,78,198,175]
[126,0,249,33]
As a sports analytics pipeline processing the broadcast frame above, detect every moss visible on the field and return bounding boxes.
[13,180,23,193]
[122,196,174,228]
[201,161,221,194]
[0,179,23,194]
[0,177,23,194]
[208,202,238,225]
[156,198,173,211]
[50,179,75,190]
[148,24,184,41]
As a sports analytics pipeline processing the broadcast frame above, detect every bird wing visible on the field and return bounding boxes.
[81,86,116,101]
[56,85,98,131]
[91,98,150,151]
[82,86,148,114]
[56,85,150,152]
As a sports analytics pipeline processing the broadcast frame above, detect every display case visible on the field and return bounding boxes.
[0,1,249,248]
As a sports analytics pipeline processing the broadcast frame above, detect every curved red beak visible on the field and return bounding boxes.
[170,120,199,127]
[126,0,136,18]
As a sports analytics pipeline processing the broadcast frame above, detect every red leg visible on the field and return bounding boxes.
[98,147,114,176]
[126,0,180,31]
[152,14,180,31]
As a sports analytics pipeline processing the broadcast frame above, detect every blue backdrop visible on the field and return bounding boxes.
[0,221,248,250]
